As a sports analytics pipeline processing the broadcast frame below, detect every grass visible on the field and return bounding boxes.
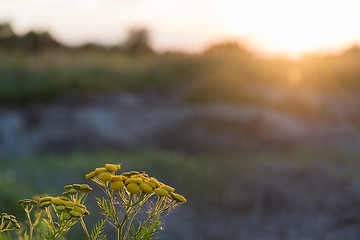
[1,149,360,238]
[0,50,205,104]
[1,47,360,111]
[1,148,360,207]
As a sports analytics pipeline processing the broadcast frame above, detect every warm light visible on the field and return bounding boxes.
[0,0,359,57]
[287,67,302,84]
[219,0,360,58]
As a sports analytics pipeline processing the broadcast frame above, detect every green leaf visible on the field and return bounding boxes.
[96,197,112,218]
[90,219,107,240]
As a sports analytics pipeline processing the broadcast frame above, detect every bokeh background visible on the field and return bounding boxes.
[1,0,360,239]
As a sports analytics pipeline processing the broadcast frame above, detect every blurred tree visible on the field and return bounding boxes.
[124,28,154,55]
[0,22,14,39]
[0,22,20,50]
[22,31,60,53]
[204,41,252,57]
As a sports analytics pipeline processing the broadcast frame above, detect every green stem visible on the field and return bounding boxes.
[26,210,34,240]
[46,207,56,230]
[52,219,73,240]
[0,224,15,233]
[80,218,91,240]
[117,190,127,204]
[119,194,134,240]
[104,185,122,240]
[124,196,149,239]
[0,217,4,231]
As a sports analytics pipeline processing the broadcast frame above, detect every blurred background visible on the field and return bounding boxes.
[1,0,360,239]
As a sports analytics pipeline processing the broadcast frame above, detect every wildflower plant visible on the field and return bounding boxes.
[86,164,187,240]
[17,183,92,240]
[1,163,186,240]
[0,213,20,234]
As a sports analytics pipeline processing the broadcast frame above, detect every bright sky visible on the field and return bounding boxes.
[1,0,360,58]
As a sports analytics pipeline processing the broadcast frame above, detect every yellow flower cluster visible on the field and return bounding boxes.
[17,199,38,207]
[86,164,187,203]
[62,183,93,197]
[1,213,20,229]
[38,196,90,219]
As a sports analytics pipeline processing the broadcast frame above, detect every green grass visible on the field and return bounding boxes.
[1,149,360,239]
[2,149,360,207]
[1,47,360,110]
[0,50,205,104]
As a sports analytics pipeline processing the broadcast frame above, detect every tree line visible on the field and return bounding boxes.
[0,22,154,55]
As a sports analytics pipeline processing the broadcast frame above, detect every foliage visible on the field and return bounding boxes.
[0,163,186,240]
[86,164,186,240]
[2,21,360,119]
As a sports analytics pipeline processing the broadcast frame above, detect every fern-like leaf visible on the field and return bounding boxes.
[132,216,162,240]
[96,197,112,218]
[90,219,107,240]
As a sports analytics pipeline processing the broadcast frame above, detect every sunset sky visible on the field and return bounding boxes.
[1,0,360,58]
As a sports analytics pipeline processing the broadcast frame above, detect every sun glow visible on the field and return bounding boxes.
[220,0,360,57]
[0,0,359,57]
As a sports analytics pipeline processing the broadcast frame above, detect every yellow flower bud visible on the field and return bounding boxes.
[64,185,73,191]
[150,177,161,188]
[141,173,149,179]
[14,222,21,229]
[105,164,120,172]
[80,184,92,192]
[56,205,66,211]
[110,181,125,191]
[122,172,132,177]
[63,212,71,220]
[73,206,86,215]
[125,177,142,185]
[170,192,187,203]
[161,185,175,193]
[140,182,153,193]
[70,210,82,218]
[41,201,52,207]
[39,197,52,203]
[130,174,141,178]
[64,202,75,207]
[146,180,157,189]
[51,198,65,205]
[98,172,112,182]
[111,175,122,181]
[86,171,97,179]
[68,189,77,195]
[75,203,86,209]
[95,168,107,174]
[154,188,169,197]
[73,184,81,190]
[59,197,69,201]
[126,183,140,194]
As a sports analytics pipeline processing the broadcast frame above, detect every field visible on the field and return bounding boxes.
[1,33,360,239]
[1,149,360,239]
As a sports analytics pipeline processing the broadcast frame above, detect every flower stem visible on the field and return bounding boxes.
[80,217,91,240]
